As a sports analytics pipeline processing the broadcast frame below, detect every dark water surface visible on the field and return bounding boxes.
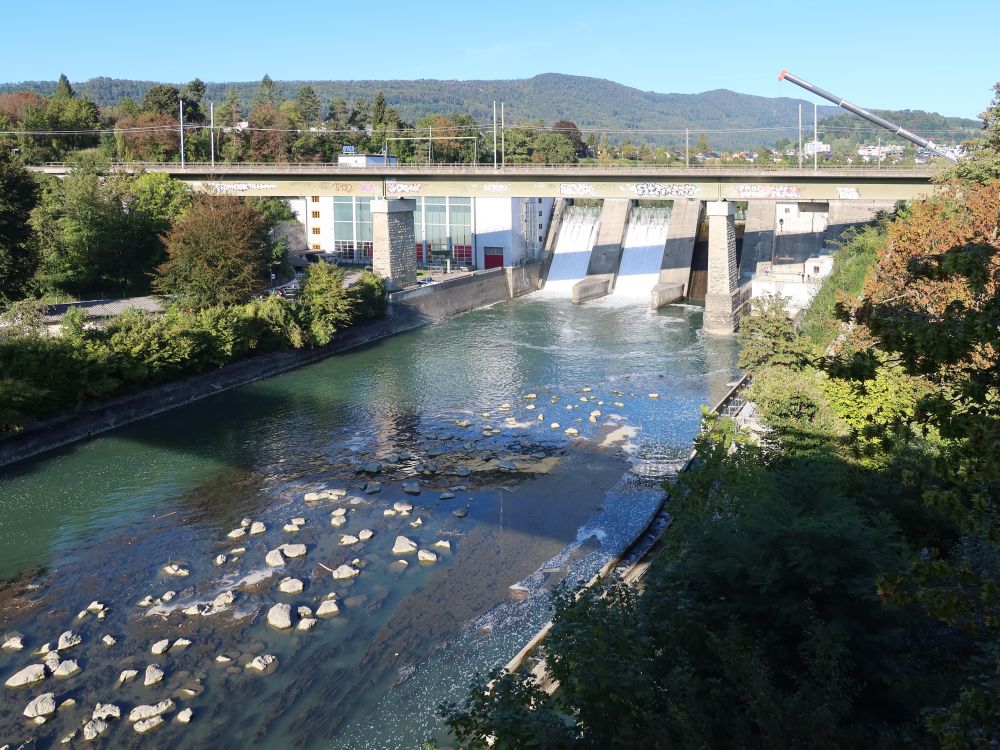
[0,296,737,748]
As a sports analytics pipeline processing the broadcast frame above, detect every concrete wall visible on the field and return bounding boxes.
[372,199,417,291]
[740,200,775,280]
[659,199,701,296]
[586,198,631,276]
[388,268,510,322]
[505,262,545,298]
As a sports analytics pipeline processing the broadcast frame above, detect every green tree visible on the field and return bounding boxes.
[0,151,40,303]
[949,82,1000,184]
[141,84,180,117]
[294,85,321,125]
[252,74,279,109]
[737,293,812,372]
[152,195,270,307]
[181,78,206,123]
[298,262,352,345]
[552,120,584,156]
[531,132,576,164]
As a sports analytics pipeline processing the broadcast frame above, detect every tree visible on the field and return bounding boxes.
[298,262,352,345]
[949,82,1000,184]
[294,85,321,125]
[327,97,348,128]
[30,155,167,298]
[0,152,39,303]
[152,195,270,308]
[141,84,180,117]
[181,78,206,123]
[694,133,712,156]
[531,132,576,164]
[252,74,279,109]
[737,293,812,372]
[552,119,584,156]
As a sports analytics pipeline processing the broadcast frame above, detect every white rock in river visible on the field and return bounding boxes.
[42,651,61,673]
[265,548,286,567]
[227,527,246,539]
[102,635,116,647]
[316,598,340,617]
[292,517,305,526]
[59,697,76,709]
[83,719,108,740]
[57,631,82,650]
[173,638,191,649]
[87,601,105,613]
[143,664,164,687]
[331,508,347,517]
[23,692,56,718]
[439,492,455,500]
[53,660,80,677]
[119,669,139,684]
[331,515,347,528]
[282,523,300,533]
[278,577,303,594]
[176,707,193,724]
[409,518,423,528]
[2,635,24,650]
[129,699,174,722]
[93,703,120,721]
[434,539,452,551]
[297,605,313,618]
[331,564,359,580]
[392,501,413,513]
[358,529,374,542]
[5,663,46,687]
[382,509,396,517]
[213,590,235,609]
[134,716,165,734]
[392,536,418,555]
[339,535,359,546]
[214,554,227,565]
[418,549,438,563]
[151,639,170,655]
[280,543,307,558]
[162,564,189,577]
[267,603,293,629]
[249,521,266,535]
[402,481,421,495]
[296,618,318,631]
[161,591,176,602]
[246,654,276,672]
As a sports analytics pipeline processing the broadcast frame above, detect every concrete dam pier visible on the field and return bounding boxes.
[534,196,894,332]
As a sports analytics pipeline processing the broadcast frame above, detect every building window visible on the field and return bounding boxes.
[538,210,543,216]
[311,227,321,235]
[537,198,542,203]
[312,243,321,250]
[311,211,320,219]
[538,223,543,229]
[311,196,320,203]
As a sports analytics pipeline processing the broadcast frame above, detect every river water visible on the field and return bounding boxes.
[0,295,737,748]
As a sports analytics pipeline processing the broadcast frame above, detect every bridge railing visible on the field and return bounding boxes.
[34,161,940,178]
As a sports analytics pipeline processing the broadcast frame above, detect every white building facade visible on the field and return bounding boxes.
[289,196,554,270]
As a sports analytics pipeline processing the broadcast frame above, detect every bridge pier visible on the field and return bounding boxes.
[371,199,417,292]
[704,201,740,335]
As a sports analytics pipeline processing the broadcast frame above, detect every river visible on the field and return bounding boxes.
[0,295,737,748]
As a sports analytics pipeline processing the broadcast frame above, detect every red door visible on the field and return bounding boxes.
[484,247,504,269]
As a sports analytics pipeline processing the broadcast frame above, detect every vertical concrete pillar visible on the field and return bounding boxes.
[371,199,417,292]
[704,200,739,334]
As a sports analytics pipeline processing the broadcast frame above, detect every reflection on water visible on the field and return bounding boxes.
[0,296,736,748]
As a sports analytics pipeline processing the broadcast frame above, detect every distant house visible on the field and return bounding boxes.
[804,141,831,157]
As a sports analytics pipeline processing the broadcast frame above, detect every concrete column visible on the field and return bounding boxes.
[704,200,740,334]
[371,199,417,292]
[739,200,775,280]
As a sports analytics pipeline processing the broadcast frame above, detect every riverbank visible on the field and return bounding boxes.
[0,265,542,470]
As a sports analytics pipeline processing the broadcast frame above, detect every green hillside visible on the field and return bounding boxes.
[818,109,980,145]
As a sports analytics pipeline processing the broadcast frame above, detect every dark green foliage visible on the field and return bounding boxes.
[737,293,812,372]
[0,152,40,303]
[346,271,387,322]
[298,262,351,346]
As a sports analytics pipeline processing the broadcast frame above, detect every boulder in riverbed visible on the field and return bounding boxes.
[129,699,174,722]
[151,639,170,655]
[280,543,307,558]
[266,603,292,629]
[246,654,276,673]
[93,703,120,721]
[83,719,108,740]
[134,716,165,734]
[176,707,193,723]
[418,549,438,563]
[316,597,340,617]
[23,692,56,718]
[2,635,24,651]
[5,663,47,688]
[392,536,418,555]
[249,521,266,535]
[278,577,303,594]
[118,669,138,685]
[265,549,286,567]
[57,631,81,651]
[330,564,359,580]
[143,664,164,687]
[358,529,374,542]
[339,535,359,546]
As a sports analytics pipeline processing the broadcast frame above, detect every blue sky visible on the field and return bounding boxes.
[3,0,996,119]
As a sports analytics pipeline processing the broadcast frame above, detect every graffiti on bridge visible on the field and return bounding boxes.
[632,182,701,198]
[737,184,802,199]
[559,183,595,197]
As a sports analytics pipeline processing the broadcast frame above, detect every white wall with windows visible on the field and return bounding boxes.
[288,195,554,269]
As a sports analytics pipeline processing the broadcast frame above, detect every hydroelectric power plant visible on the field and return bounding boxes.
[0,177,911,746]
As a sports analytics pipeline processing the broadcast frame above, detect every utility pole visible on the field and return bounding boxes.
[877,134,881,170]
[209,102,215,168]
[685,128,689,168]
[813,102,818,172]
[500,101,505,166]
[798,104,803,169]
[179,99,185,168]
[428,126,432,166]
[492,101,498,169]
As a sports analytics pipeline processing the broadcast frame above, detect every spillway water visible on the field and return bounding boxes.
[538,206,600,296]
[613,206,672,300]
[0,297,737,749]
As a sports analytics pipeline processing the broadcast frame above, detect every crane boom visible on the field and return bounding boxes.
[778,69,958,164]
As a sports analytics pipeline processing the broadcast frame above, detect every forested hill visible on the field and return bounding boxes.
[819,108,980,144]
[1,73,842,137]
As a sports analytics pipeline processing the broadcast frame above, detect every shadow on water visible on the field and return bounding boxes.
[0,296,739,749]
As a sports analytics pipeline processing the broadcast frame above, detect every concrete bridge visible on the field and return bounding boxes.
[30,162,940,202]
[30,162,937,335]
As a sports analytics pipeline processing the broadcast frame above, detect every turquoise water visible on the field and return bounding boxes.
[0,296,737,748]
